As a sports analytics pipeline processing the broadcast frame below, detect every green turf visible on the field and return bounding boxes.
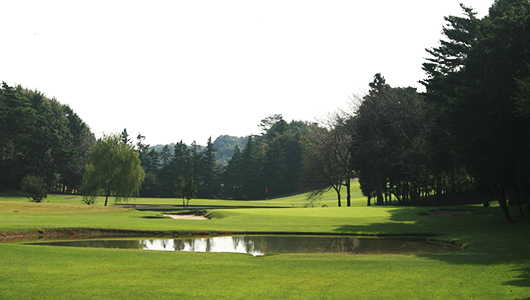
[0,180,364,208]
[1,185,529,299]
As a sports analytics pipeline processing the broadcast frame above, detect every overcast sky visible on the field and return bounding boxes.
[2,0,494,146]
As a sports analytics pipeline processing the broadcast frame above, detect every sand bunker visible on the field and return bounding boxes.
[164,214,208,220]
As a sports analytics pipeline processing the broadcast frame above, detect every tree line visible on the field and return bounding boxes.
[421,0,530,221]
[131,115,314,200]
[0,82,95,194]
[3,1,530,222]
[0,81,313,202]
[303,0,530,221]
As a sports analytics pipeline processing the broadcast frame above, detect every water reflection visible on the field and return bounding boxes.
[27,235,457,255]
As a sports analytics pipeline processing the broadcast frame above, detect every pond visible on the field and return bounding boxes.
[26,235,458,256]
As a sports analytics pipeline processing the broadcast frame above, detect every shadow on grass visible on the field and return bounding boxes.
[333,205,530,289]
[503,266,530,288]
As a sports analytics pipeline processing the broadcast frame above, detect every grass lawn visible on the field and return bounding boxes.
[1,184,529,299]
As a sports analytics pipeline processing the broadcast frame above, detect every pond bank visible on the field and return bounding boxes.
[0,228,232,241]
[0,228,455,245]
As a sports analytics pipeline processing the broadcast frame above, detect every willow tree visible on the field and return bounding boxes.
[82,134,145,206]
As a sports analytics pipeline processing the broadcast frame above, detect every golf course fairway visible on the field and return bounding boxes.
[1,191,529,299]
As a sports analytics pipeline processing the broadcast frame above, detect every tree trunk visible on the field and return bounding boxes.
[492,183,513,222]
[333,185,342,207]
[346,180,351,207]
[393,192,402,205]
[435,175,442,205]
[376,179,384,206]
[514,185,524,217]
[450,162,457,204]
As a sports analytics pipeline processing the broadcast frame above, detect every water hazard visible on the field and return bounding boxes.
[27,235,458,256]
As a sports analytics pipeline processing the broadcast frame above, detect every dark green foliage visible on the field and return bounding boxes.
[82,134,145,206]
[197,137,220,199]
[176,176,197,208]
[138,116,309,200]
[20,175,47,202]
[238,136,264,200]
[138,138,221,199]
[0,82,95,193]
[220,116,309,200]
[420,0,530,219]
[351,74,446,206]
[121,128,132,148]
[221,145,244,199]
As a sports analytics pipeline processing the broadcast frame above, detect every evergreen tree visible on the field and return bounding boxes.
[222,145,243,199]
[198,137,220,199]
[422,0,530,219]
[0,83,94,192]
[240,136,263,200]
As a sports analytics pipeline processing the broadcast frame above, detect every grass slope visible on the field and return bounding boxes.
[1,185,529,299]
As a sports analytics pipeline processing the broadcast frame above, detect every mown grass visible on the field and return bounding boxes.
[0,180,364,208]
[1,184,529,299]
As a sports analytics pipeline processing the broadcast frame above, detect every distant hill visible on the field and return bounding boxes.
[150,135,248,166]
[213,135,248,166]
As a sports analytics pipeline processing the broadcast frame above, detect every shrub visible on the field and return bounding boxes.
[20,175,48,203]
[81,195,95,205]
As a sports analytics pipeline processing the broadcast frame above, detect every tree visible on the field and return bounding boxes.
[239,136,263,200]
[0,83,94,193]
[350,74,391,205]
[197,137,220,199]
[258,115,306,199]
[351,74,439,206]
[303,121,349,207]
[422,0,530,220]
[222,145,243,199]
[456,0,530,219]
[20,175,47,203]
[82,134,145,206]
[0,82,40,190]
[177,176,197,208]
[59,105,95,193]
[421,4,481,104]
[121,128,132,148]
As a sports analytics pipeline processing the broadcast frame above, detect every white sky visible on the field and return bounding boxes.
[1,0,494,146]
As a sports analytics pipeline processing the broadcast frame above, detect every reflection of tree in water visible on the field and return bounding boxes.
[45,239,147,249]
[145,239,169,250]
[268,236,361,254]
[227,236,453,254]
[171,238,213,252]
[200,238,212,252]
[172,239,187,251]
[172,239,195,251]
[231,236,361,254]
[232,236,269,253]
[32,237,455,254]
